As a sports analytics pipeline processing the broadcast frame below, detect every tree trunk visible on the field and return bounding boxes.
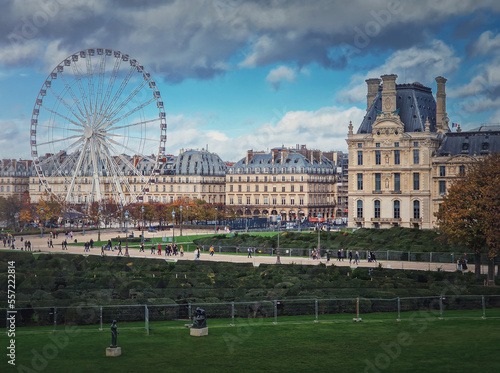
[488,258,495,286]
[475,252,481,280]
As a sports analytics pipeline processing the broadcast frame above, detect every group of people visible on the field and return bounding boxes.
[367,250,377,263]
[149,243,183,257]
[457,255,468,271]
[2,234,16,250]
[323,249,361,265]
[99,239,123,255]
[2,234,34,251]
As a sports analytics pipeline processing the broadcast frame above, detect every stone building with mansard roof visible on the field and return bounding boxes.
[347,74,500,229]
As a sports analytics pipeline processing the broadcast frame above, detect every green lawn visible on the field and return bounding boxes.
[3,316,500,373]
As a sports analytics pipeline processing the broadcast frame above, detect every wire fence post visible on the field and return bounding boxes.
[439,296,443,319]
[53,307,57,332]
[273,300,278,325]
[482,296,486,319]
[145,305,149,335]
[231,302,235,326]
[99,306,103,331]
[315,299,318,323]
[188,303,192,325]
[397,297,401,321]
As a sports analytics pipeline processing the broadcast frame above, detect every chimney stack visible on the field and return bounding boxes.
[380,74,398,113]
[365,78,381,110]
[435,76,448,133]
[246,150,253,165]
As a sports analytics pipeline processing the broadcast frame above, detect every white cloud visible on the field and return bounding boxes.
[471,30,500,56]
[451,56,500,99]
[0,119,31,159]
[162,106,364,161]
[266,65,297,90]
[0,39,41,65]
[338,39,460,104]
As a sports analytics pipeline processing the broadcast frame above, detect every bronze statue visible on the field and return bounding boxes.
[110,320,119,347]
[192,308,207,329]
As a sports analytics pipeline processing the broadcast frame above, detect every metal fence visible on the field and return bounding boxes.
[4,295,500,333]
[195,245,489,264]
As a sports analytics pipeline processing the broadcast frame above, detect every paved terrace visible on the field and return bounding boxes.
[3,228,478,273]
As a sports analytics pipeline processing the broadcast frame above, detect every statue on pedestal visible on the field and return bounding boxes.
[110,320,119,348]
[192,308,207,329]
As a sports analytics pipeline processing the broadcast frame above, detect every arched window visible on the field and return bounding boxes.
[357,200,363,218]
[374,200,381,218]
[393,200,400,219]
[413,200,420,219]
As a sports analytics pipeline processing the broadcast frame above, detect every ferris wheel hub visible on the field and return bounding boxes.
[84,126,94,139]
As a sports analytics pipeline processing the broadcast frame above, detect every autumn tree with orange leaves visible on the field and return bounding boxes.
[436,153,500,282]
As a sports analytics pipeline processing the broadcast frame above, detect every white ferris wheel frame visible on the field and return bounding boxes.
[30,48,167,206]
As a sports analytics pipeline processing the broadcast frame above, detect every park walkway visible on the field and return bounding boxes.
[5,228,475,273]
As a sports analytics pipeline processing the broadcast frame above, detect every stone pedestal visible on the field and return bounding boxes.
[190,327,208,337]
[106,347,122,357]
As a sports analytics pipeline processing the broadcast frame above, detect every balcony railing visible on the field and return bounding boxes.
[371,218,402,223]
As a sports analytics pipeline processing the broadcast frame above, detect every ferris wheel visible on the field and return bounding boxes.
[30,48,167,206]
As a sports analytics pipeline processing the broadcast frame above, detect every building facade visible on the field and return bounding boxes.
[347,74,500,229]
[225,145,339,222]
[27,149,227,206]
[431,125,500,226]
[0,159,31,202]
[347,74,447,229]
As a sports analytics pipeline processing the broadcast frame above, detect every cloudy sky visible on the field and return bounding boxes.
[1,0,500,162]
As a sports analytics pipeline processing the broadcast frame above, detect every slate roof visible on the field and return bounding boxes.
[230,151,336,174]
[436,126,500,157]
[357,82,438,134]
[174,149,226,176]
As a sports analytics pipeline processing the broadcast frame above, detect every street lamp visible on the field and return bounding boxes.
[124,210,129,257]
[171,209,176,244]
[141,205,145,244]
[82,206,86,236]
[120,205,123,233]
[276,214,281,264]
[317,212,322,255]
[40,207,44,238]
[98,206,102,242]
[245,207,249,232]
[179,205,183,236]
[214,205,218,234]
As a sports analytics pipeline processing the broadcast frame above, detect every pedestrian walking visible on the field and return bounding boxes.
[247,247,252,258]
[354,251,359,265]
[349,250,353,264]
